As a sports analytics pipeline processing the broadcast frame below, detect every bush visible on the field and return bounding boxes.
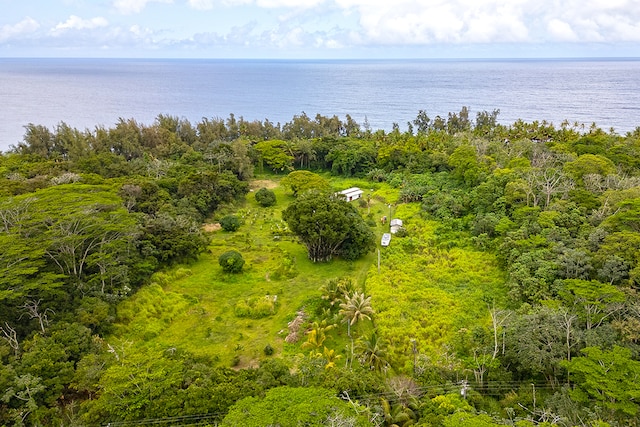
[255,187,277,207]
[218,250,245,273]
[234,295,278,318]
[394,227,408,237]
[220,215,241,232]
[263,344,274,356]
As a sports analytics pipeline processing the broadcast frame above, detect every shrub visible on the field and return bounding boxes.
[220,215,241,232]
[263,344,274,356]
[394,227,408,237]
[234,295,278,318]
[218,250,245,273]
[231,355,241,367]
[255,187,277,207]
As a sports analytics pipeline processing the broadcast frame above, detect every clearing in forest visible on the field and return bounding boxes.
[365,203,507,370]
[110,178,507,372]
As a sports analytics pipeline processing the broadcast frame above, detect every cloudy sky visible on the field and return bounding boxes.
[1,0,639,58]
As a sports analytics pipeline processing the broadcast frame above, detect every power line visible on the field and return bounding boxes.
[105,412,224,426]
[101,380,562,426]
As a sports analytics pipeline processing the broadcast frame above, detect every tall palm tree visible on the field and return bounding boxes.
[295,139,316,169]
[339,291,374,338]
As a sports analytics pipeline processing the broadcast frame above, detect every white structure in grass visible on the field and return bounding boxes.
[338,187,363,202]
[390,218,403,234]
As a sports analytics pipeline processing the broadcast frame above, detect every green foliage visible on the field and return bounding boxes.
[272,250,298,279]
[560,279,625,329]
[219,214,241,232]
[115,283,192,340]
[234,295,278,318]
[218,250,245,273]
[254,139,295,172]
[138,212,209,266]
[448,144,485,186]
[326,139,377,176]
[280,170,331,197]
[564,346,640,418]
[221,386,369,426]
[367,204,507,368]
[254,187,277,207]
[442,411,505,427]
[81,349,261,424]
[5,112,640,426]
[563,154,616,183]
[282,190,375,262]
[504,306,568,383]
[263,344,274,356]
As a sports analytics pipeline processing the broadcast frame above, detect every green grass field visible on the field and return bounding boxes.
[109,175,507,372]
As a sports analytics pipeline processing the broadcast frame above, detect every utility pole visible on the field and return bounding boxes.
[411,339,418,377]
[461,380,469,399]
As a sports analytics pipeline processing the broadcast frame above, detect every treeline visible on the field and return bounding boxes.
[2,109,640,425]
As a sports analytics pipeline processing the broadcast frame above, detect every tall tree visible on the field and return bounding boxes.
[280,170,331,197]
[282,191,374,262]
[339,291,374,338]
[564,346,640,420]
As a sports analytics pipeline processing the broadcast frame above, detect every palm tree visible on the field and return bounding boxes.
[356,330,389,372]
[322,346,342,370]
[295,139,316,169]
[380,398,417,427]
[320,278,356,310]
[301,320,335,353]
[339,291,374,338]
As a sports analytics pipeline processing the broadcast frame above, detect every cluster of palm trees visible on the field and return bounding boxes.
[306,278,389,372]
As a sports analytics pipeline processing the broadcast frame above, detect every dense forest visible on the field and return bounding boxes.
[1,109,640,426]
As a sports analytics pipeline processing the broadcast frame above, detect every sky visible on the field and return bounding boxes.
[1,0,640,58]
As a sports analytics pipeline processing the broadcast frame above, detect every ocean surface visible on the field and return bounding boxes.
[1,58,640,151]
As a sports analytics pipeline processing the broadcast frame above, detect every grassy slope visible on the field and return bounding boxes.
[366,203,508,371]
[110,176,507,372]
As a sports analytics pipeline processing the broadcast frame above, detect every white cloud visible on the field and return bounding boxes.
[330,0,640,46]
[51,15,109,35]
[220,0,325,8]
[547,19,578,42]
[4,0,640,56]
[188,0,215,10]
[112,0,173,14]
[0,17,40,43]
[255,0,324,7]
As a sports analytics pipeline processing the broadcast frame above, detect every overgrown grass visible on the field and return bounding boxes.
[109,176,374,368]
[109,176,507,373]
[366,203,508,371]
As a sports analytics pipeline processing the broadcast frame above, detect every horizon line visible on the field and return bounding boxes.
[2,55,640,61]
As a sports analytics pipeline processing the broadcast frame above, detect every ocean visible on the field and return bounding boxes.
[1,58,640,152]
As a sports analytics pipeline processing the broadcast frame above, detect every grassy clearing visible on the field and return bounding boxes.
[366,203,508,371]
[109,176,508,372]
[110,176,376,368]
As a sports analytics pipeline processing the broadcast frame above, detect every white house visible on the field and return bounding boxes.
[390,218,403,234]
[338,187,363,202]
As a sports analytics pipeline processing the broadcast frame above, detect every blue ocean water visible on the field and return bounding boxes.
[1,58,640,151]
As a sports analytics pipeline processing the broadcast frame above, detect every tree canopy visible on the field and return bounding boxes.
[282,190,375,262]
[3,110,640,426]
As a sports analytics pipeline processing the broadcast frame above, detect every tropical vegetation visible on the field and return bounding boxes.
[1,110,640,426]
